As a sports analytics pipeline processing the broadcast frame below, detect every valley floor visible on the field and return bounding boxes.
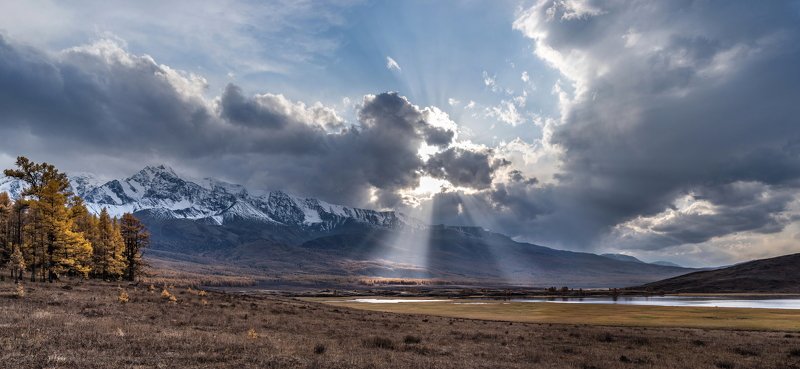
[317,298,800,331]
[1,279,799,369]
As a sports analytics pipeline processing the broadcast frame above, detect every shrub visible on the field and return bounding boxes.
[362,336,395,350]
[789,348,800,357]
[715,361,734,369]
[732,347,759,357]
[314,343,326,354]
[403,335,422,344]
[14,283,25,298]
[247,328,259,339]
[118,289,129,304]
[598,333,615,342]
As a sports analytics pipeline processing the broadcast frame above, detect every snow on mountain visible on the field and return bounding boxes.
[0,176,25,199]
[0,165,415,230]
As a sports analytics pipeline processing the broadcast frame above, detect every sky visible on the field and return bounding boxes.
[1,0,800,267]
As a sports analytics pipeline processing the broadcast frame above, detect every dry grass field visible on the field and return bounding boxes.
[2,280,800,369]
[317,298,800,331]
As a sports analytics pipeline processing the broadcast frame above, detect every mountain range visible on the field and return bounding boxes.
[600,254,683,268]
[1,165,697,287]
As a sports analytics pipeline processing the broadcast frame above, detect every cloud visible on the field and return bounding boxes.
[0,35,491,210]
[220,84,344,132]
[490,0,800,257]
[0,1,354,79]
[482,70,499,92]
[425,147,508,189]
[385,56,401,71]
[486,100,524,126]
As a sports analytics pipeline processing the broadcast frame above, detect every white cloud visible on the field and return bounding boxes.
[386,56,402,71]
[0,1,355,83]
[545,0,606,21]
[486,100,524,126]
[513,90,527,108]
[447,98,460,106]
[482,70,499,92]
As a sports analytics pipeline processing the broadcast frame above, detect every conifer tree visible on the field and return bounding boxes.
[5,156,78,281]
[93,208,112,279]
[24,200,46,281]
[120,213,149,281]
[70,197,98,244]
[52,222,93,278]
[110,217,127,277]
[0,192,11,271]
[9,246,25,282]
[3,157,150,282]
[9,199,29,274]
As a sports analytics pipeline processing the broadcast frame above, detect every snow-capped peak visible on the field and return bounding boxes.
[0,165,418,230]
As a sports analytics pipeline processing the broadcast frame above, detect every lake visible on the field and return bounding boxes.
[518,296,800,309]
[350,296,800,309]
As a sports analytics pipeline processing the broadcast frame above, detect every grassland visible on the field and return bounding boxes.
[317,298,800,331]
[2,280,800,369]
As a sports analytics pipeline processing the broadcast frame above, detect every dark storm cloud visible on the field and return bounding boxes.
[425,148,507,189]
[0,35,473,208]
[0,38,218,158]
[220,84,290,129]
[453,0,800,251]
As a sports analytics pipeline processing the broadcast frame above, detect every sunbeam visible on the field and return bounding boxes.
[367,197,435,279]
[455,191,539,286]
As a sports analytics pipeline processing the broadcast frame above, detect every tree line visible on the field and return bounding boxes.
[0,157,149,282]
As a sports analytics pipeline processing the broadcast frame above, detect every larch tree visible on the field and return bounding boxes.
[93,208,112,279]
[93,209,125,279]
[110,216,126,277]
[10,199,29,281]
[5,156,89,281]
[0,192,11,272]
[120,213,149,281]
[9,246,25,283]
[3,157,151,282]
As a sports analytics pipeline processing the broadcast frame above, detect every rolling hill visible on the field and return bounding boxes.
[636,253,800,293]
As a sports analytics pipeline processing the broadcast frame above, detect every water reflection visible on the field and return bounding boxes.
[516,296,800,309]
[348,296,800,309]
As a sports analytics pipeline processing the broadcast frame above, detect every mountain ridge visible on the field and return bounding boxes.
[600,253,685,268]
[1,165,697,287]
[2,164,412,231]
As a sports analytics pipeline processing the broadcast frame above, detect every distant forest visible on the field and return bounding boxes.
[0,157,149,282]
